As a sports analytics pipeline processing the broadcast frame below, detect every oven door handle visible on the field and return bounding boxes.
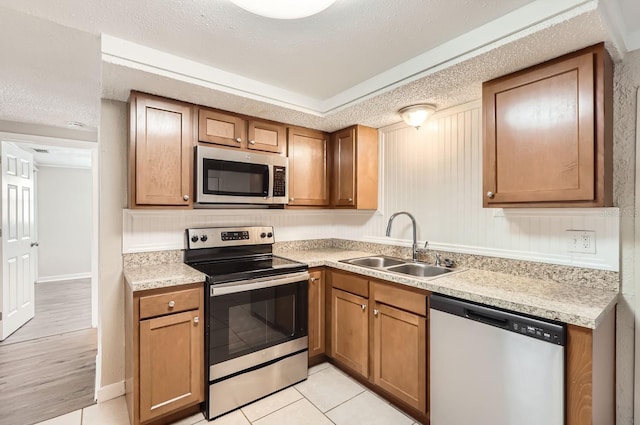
[210,271,310,296]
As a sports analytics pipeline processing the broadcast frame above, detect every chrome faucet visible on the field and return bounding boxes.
[386,211,419,262]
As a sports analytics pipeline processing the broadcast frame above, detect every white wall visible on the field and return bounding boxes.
[37,166,92,282]
[97,99,127,398]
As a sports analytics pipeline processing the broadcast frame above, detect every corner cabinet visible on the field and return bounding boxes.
[331,125,379,209]
[125,284,204,425]
[308,269,326,358]
[129,92,194,208]
[287,127,330,207]
[482,43,613,207]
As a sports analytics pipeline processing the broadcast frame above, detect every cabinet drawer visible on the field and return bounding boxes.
[140,288,201,319]
[331,270,368,298]
[372,282,427,316]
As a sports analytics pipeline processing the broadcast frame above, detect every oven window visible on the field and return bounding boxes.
[203,158,269,197]
[209,281,307,365]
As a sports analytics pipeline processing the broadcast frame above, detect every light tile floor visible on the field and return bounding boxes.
[35,363,420,425]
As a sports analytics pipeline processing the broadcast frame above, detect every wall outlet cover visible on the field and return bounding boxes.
[566,230,596,254]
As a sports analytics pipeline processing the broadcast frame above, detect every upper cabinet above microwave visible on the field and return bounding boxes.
[198,107,286,154]
[129,92,194,209]
[482,43,613,208]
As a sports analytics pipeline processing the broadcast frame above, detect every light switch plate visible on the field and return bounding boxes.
[566,230,596,254]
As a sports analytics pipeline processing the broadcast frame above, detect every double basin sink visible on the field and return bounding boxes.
[340,255,453,278]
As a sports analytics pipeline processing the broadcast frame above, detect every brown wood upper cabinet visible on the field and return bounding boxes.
[331,125,379,209]
[199,107,286,154]
[129,92,193,208]
[287,127,330,207]
[482,43,613,207]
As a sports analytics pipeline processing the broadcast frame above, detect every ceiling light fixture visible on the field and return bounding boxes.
[228,0,337,19]
[66,121,86,129]
[398,104,436,129]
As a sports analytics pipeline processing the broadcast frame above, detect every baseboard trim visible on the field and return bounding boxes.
[96,380,125,403]
[36,272,92,283]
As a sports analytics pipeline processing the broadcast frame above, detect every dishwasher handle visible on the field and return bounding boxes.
[465,308,509,329]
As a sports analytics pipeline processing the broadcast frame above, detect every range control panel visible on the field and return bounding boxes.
[187,226,274,249]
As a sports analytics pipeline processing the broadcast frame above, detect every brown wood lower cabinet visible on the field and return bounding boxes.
[328,269,428,419]
[372,302,427,413]
[308,268,326,358]
[125,283,204,425]
[331,288,369,378]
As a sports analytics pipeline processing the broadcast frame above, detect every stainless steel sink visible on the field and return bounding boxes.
[344,256,405,268]
[386,263,452,277]
[340,255,455,279]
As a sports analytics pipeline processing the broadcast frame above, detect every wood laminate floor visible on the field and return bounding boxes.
[0,279,92,346]
[0,279,96,425]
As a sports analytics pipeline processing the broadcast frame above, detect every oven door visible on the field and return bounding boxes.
[208,272,309,380]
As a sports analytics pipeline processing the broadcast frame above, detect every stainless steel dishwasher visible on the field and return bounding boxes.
[430,294,565,425]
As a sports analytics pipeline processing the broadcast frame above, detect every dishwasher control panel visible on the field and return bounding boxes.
[510,322,563,344]
[430,294,566,346]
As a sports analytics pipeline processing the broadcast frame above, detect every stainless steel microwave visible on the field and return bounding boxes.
[195,145,288,206]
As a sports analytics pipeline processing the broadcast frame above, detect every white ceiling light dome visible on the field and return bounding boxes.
[228,0,337,19]
[398,104,436,129]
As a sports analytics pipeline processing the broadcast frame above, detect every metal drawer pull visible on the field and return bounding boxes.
[183,195,189,201]
[236,137,242,143]
[309,277,318,282]
[487,191,495,199]
[348,198,353,202]
[168,300,176,308]
[194,317,199,324]
[374,309,379,317]
[361,304,366,311]
[250,140,256,145]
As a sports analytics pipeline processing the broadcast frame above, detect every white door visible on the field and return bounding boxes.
[0,141,35,341]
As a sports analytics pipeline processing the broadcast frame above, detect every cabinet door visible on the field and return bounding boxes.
[198,108,246,148]
[248,120,286,154]
[288,127,329,206]
[483,50,597,206]
[331,288,368,378]
[308,270,325,358]
[331,127,356,207]
[132,94,192,206]
[372,303,426,413]
[139,309,203,423]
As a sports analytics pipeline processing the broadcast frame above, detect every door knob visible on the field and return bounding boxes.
[235,137,242,143]
[487,191,495,199]
[373,309,379,317]
[361,304,366,311]
[30,241,39,247]
[249,140,256,145]
[194,317,200,324]
[183,195,189,201]
[168,300,176,308]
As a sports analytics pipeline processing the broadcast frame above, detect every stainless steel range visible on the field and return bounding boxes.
[184,226,309,420]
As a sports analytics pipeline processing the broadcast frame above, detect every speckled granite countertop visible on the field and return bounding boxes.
[124,263,205,291]
[277,248,618,329]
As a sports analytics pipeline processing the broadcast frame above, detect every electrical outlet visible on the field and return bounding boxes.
[566,230,596,254]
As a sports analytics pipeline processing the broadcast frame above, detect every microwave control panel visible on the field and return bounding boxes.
[273,166,286,197]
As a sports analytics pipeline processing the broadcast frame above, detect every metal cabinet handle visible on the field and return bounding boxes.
[249,140,256,145]
[309,277,318,282]
[183,195,189,201]
[235,137,242,143]
[168,300,175,308]
[373,309,379,317]
[348,198,353,202]
[290,197,295,201]
[487,191,495,199]
[194,317,199,324]
[361,304,366,311]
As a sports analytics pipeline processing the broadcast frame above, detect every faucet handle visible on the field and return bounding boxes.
[424,241,429,249]
[435,252,442,266]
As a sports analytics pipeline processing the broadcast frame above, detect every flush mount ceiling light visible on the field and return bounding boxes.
[398,104,436,129]
[66,121,85,129]
[228,0,337,19]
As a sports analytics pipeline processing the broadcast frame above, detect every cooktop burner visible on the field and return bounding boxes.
[184,226,308,284]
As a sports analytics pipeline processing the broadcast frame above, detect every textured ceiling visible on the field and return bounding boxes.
[0,0,637,133]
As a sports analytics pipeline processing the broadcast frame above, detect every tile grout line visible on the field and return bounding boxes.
[245,388,305,424]
[321,387,367,416]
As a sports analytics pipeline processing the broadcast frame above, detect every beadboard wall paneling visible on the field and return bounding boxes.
[123,100,620,271]
[375,101,619,271]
